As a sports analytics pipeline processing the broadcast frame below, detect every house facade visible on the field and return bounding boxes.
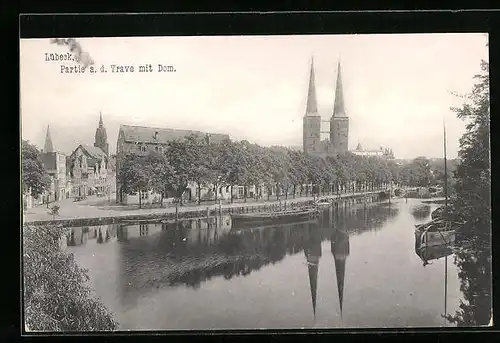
[66,113,114,199]
[351,142,395,159]
[41,151,68,201]
[68,144,109,198]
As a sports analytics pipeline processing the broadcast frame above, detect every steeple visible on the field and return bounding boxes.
[331,229,350,318]
[307,261,318,318]
[305,57,319,116]
[94,112,109,156]
[44,125,53,153]
[304,224,322,319]
[333,60,346,117]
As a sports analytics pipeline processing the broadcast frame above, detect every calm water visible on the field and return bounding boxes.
[65,198,463,330]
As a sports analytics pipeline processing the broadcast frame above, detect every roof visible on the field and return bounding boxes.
[44,125,54,153]
[80,145,107,160]
[305,58,319,116]
[356,142,363,151]
[333,61,346,117]
[119,125,230,144]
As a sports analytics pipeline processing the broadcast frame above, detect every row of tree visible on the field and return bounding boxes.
[118,135,420,208]
[22,136,452,210]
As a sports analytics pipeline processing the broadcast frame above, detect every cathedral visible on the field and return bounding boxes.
[303,58,349,157]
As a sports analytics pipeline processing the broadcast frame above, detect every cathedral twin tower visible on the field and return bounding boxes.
[303,58,349,156]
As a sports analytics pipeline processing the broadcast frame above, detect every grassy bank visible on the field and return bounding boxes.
[23,224,118,331]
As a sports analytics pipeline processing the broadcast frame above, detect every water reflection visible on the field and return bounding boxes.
[331,228,350,317]
[415,243,453,267]
[68,202,458,329]
[410,204,431,220]
[445,222,492,326]
[67,225,117,246]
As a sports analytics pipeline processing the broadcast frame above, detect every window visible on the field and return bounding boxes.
[155,146,159,152]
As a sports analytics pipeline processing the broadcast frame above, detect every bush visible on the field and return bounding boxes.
[23,224,118,331]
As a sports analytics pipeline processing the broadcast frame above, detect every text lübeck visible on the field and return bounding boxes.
[45,52,74,62]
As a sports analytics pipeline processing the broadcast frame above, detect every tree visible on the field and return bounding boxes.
[288,150,308,197]
[445,59,491,326]
[400,157,433,187]
[221,141,248,203]
[165,139,195,206]
[144,151,175,207]
[23,224,118,331]
[22,140,51,199]
[184,134,213,205]
[117,153,151,209]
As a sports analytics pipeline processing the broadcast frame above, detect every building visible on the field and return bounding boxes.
[67,113,112,199]
[94,112,109,156]
[303,58,349,157]
[40,125,69,202]
[115,124,230,204]
[351,142,395,159]
[68,144,109,198]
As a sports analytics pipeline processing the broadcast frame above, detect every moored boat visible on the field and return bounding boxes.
[414,237,453,266]
[415,217,457,248]
[230,208,319,227]
[314,199,332,208]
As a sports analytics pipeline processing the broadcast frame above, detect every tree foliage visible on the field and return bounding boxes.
[23,225,118,331]
[445,59,491,326]
[22,140,51,198]
[118,136,409,206]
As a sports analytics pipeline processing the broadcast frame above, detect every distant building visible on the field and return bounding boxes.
[68,144,109,198]
[39,125,69,203]
[115,124,230,204]
[351,142,395,159]
[94,112,109,156]
[67,113,112,198]
[303,58,349,157]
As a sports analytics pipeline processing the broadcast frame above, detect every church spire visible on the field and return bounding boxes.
[305,57,319,116]
[308,261,318,318]
[332,229,350,318]
[333,60,346,117]
[99,111,103,127]
[304,224,322,319]
[44,125,53,153]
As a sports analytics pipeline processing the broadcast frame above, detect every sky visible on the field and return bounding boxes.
[20,33,488,159]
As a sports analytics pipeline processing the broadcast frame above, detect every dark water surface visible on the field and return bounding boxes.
[66,198,463,330]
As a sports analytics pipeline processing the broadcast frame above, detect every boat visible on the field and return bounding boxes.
[230,218,319,232]
[415,242,453,266]
[414,120,457,248]
[230,208,319,227]
[121,217,165,224]
[314,199,332,208]
[415,219,455,247]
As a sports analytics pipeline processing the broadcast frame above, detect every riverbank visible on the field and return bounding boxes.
[23,190,387,227]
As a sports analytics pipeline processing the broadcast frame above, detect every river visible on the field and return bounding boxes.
[64,197,464,330]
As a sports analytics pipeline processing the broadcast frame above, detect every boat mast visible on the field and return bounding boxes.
[444,119,448,210]
[443,118,448,326]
